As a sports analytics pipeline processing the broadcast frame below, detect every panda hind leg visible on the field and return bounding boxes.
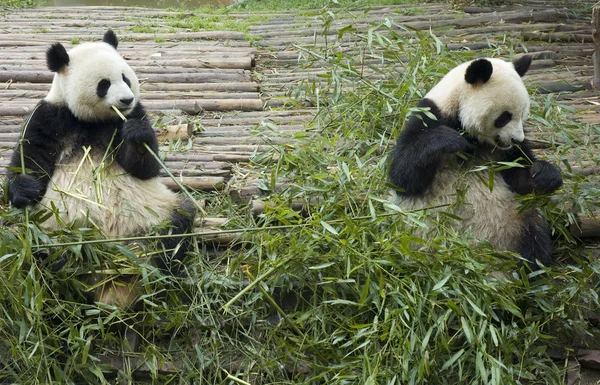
[155,197,197,276]
[518,211,553,271]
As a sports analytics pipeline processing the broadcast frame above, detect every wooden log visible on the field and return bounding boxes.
[141,57,254,70]
[165,159,232,170]
[522,32,593,43]
[593,4,600,89]
[199,231,241,245]
[0,106,36,116]
[159,169,230,178]
[144,99,263,113]
[160,176,224,191]
[249,199,314,216]
[194,144,270,153]
[195,217,227,228]
[212,153,252,162]
[0,71,54,83]
[571,214,600,238]
[230,184,292,203]
[156,124,192,142]
[0,71,253,84]
[135,72,254,84]
[0,53,255,64]
[0,31,247,42]
[141,92,260,100]
[192,136,291,145]
[140,82,259,92]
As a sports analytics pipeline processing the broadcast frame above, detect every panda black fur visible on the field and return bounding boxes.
[388,56,563,270]
[7,30,196,303]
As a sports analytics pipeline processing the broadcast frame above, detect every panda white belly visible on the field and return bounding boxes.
[39,149,179,237]
[395,164,523,252]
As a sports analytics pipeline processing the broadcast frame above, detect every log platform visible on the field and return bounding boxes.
[1,0,600,381]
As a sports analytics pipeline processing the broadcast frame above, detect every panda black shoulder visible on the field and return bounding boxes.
[389,97,469,196]
[404,98,461,133]
[23,100,76,137]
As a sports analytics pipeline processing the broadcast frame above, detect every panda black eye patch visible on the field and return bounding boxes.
[494,111,512,128]
[122,74,131,88]
[97,79,111,98]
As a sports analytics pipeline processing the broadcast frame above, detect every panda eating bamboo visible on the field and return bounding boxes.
[388,56,563,270]
[7,30,196,305]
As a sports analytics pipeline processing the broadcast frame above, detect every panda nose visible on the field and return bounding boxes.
[120,97,134,106]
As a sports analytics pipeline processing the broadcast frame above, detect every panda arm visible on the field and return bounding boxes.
[115,103,161,180]
[389,100,469,196]
[500,140,563,195]
[7,102,63,208]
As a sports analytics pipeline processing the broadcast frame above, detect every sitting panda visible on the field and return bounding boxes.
[388,55,563,270]
[7,30,196,303]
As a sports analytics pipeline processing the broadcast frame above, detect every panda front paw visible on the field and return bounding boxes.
[531,161,563,194]
[437,126,470,153]
[122,119,156,145]
[8,174,43,208]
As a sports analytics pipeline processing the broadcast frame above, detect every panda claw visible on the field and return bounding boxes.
[8,174,43,208]
[122,119,156,144]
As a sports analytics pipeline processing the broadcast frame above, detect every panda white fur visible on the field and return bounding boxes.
[388,56,563,270]
[7,30,196,304]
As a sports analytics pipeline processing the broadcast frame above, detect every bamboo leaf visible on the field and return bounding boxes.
[461,317,474,344]
[441,349,465,371]
[320,221,339,235]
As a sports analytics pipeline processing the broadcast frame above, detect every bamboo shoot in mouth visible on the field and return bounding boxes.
[111,105,127,121]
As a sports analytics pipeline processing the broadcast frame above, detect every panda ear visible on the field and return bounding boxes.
[465,59,493,85]
[513,55,532,77]
[46,43,69,72]
[103,29,118,49]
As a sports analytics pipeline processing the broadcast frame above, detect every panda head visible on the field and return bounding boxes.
[427,56,532,150]
[458,56,532,150]
[45,29,139,122]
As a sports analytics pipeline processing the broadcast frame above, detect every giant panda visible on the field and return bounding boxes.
[6,30,196,305]
[388,55,563,270]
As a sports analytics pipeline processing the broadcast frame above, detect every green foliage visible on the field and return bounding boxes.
[242,9,600,384]
[0,0,42,7]
[231,0,415,12]
[153,12,267,40]
[446,0,520,6]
